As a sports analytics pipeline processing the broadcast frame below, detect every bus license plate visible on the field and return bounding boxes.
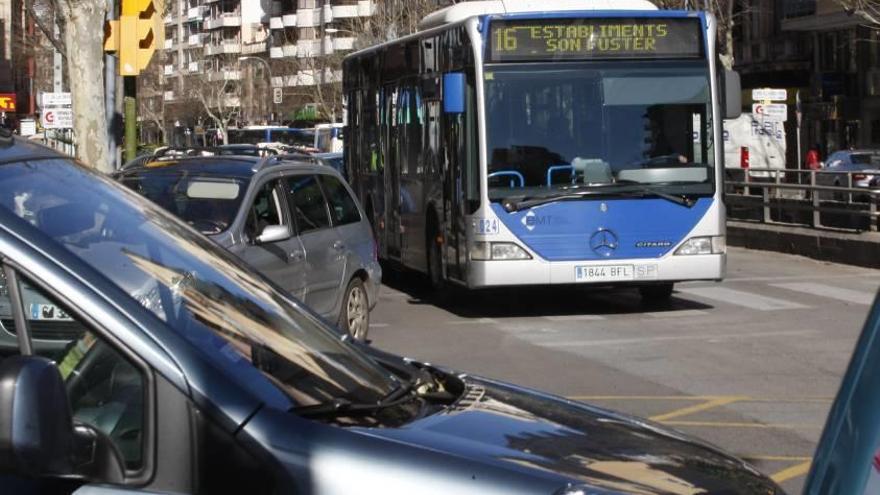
[575,265,634,283]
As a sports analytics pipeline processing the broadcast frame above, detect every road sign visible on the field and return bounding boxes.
[42,108,74,129]
[19,119,37,136]
[42,92,72,107]
[273,87,283,104]
[752,103,787,122]
[752,88,787,101]
[0,93,16,111]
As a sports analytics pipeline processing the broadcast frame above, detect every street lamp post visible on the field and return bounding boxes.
[238,56,274,124]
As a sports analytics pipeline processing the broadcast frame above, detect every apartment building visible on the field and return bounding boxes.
[781,0,880,152]
[0,0,35,126]
[160,0,376,133]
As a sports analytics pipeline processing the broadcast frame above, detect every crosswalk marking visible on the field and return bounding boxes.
[540,329,817,348]
[771,282,876,306]
[677,287,808,311]
[643,309,709,318]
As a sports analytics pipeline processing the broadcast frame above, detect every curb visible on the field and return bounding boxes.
[727,221,880,269]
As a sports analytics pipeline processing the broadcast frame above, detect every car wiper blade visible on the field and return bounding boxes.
[502,182,697,212]
[291,381,418,418]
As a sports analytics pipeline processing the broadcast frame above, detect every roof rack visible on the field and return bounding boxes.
[252,152,318,173]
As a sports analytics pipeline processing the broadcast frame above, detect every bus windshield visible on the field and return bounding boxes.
[484,62,714,201]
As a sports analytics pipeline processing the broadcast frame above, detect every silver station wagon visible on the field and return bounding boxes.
[114,156,381,341]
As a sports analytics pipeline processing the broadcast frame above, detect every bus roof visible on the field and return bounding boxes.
[419,0,658,30]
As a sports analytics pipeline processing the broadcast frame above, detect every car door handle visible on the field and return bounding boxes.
[289,250,304,261]
[332,241,345,251]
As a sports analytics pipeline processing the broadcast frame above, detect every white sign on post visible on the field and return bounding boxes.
[752,88,787,101]
[273,87,283,104]
[752,103,787,122]
[42,92,72,107]
[19,119,37,136]
[41,108,74,129]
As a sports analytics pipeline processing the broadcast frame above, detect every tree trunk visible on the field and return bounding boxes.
[61,0,110,171]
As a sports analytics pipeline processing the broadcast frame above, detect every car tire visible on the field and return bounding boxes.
[339,278,369,342]
[427,234,444,292]
[639,283,674,302]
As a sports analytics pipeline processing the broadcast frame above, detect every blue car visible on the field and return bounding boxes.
[0,132,786,494]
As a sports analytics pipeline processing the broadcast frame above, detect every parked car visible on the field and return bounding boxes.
[0,129,784,495]
[114,155,379,340]
[816,149,880,200]
[311,151,345,178]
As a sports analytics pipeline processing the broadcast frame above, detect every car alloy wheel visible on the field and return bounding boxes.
[341,278,369,341]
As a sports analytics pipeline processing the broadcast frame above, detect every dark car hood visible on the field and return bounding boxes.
[356,377,779,494]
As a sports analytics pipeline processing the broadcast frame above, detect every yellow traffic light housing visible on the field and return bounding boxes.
[104,0,164,76]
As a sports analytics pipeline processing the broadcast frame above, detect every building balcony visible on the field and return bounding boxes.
[164,64,175,76]
[270,46,283,58]
[204,14,242,30]
[297,39,320,58]
[164,91,175,101]
[331,4,359,19]
[204,42,242,55]
[333,36,356,51]
[188,33,207,46]
[296,8,319,27]
[207,69,241,82]
[242,42,267,55]
[188,61,201,73]
[164,38,174,50]
[357,0,374,17]
[187,6,208,20]
[270,16,284,29]
[282,14,297,27]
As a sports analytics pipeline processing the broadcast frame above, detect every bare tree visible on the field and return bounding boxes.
[654,0,742,69]
[836,0,880,25]
[188,65,241,145]
[44,0,111,171]
[138,67,167,145]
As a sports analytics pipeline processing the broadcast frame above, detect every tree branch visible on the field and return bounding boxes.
[26,2,67,59]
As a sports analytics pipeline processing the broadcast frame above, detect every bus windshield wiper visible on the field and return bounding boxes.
[502,182,697,212]
[291,379,417,418]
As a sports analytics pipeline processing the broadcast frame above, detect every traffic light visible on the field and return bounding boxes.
[104,0,164,76]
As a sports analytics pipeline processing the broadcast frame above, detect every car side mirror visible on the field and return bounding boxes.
[256,224,290,244]
[0,356,124,483]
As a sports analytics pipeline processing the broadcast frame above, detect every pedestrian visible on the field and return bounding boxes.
[805,146,821,170]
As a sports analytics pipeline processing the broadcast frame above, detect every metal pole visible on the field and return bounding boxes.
[124,76,137,162]
[105,0,119,169]
[811,170,820,228]
[796,89,802,182]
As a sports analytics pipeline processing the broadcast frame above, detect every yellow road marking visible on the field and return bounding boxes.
[650,396,746,422]
[770,460,813,483]
[742,455,812,462]
[660,420,821,429]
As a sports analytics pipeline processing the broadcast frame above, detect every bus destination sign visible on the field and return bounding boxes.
[488,18,703,62]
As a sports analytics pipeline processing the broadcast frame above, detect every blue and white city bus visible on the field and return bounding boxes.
[342,0,741,300]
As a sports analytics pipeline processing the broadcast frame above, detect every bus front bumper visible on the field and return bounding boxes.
[465,254,725,288]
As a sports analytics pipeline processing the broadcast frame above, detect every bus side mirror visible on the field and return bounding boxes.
[724,70,742,119]
[443,72,465,114]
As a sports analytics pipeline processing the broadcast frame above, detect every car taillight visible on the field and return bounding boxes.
[740,147,749,169]
[853,174,867,181]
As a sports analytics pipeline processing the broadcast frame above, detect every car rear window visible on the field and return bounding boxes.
[851,153,880,167]
[319,175,361,226]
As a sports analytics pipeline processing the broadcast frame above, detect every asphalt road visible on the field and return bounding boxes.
[368,247,880,494]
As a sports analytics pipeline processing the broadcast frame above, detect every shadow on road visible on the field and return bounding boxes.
[380,266,714,319]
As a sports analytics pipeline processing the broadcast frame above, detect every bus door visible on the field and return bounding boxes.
[383,84,403,260]
[442,94,468,282]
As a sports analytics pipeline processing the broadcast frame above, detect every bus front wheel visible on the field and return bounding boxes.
[639,283,674,302]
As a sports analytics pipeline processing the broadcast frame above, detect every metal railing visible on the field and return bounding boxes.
[725,168,880,232]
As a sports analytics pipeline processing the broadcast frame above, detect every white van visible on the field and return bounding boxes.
[315,123,344,153]
[723,113,786,179]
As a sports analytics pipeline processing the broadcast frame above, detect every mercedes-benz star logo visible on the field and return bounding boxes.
[590,229,618,257]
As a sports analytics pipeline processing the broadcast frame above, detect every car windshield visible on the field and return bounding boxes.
[484,62,714,201]
[0,158,396,407]
[118,171,248,235]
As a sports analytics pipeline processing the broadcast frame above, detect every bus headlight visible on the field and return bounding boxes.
[674,236,726,255]
[471,242,532,261]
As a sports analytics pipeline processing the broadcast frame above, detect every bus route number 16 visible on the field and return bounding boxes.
[475,218,500,235]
